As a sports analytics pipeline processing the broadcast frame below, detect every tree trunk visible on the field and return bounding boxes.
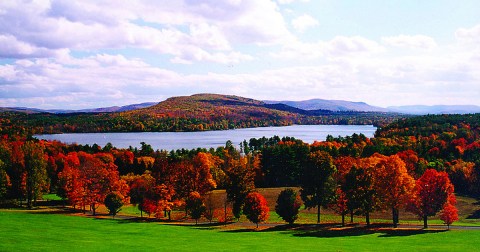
[341,213,345,227]
[392,207,398,228]
[92,203,96,216]
[350,210,354,223]
[366,211,370,227]
[317,203,321,224]
[423,215,428,229]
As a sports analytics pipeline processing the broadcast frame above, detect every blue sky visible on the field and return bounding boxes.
[0,0,479,109]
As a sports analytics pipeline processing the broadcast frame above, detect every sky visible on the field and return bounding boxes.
[0,0,479,110]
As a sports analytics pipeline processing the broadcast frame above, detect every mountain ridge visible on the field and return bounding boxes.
[2,94,480,116]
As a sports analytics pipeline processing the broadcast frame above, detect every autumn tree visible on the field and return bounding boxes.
[275,188,302,225]
[22,141,48,208]
[243,192,269,228]
[331,188,348,226]
[300,151,336,223]
[224,155,255,219]
[125,172,156,218]
[375,155,415,227]
[104,192,124,218]
[0,159,11,201]
[408,169,455,228]
[440,202,459,229]
[185,191,206,224]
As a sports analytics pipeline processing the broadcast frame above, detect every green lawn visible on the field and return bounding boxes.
[1,210,479,251]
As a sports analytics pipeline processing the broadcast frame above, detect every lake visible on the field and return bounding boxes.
[34,125,376,151]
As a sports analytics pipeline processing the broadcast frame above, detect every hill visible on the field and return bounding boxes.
[387,105,480,115]
[2,102,157,114]
[264,99,387,112]
[0,94,402,135]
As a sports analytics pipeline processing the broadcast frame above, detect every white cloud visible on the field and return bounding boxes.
[291,14,319,33]
[277,0,310,4]
[0,0,287,63]
[455,24,480,44]
[382,35,437,50]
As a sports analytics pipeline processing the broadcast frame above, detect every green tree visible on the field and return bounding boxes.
[23,141,48,209]
[275,188,301,225]
[104,192,124,218]
[300,151,336,223]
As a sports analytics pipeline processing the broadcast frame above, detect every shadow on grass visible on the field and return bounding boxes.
[221,222,447,238]
[378,229,447,237]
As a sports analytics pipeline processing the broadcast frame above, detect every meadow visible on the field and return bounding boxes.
[1,209,480,252]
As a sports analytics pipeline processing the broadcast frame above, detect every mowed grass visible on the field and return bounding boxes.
[1,210,480,252]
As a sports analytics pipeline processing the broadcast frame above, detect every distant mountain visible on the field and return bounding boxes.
[387,105,480,115]
[264,99,387,112]
[2,102,157,114]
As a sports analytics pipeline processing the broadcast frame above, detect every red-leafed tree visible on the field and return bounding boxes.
[331,188,348,226]
[243,192,269,228]
[124,172,156,218]
[408,169,455,228]
[58,152,82,208]
[440,202,459,229]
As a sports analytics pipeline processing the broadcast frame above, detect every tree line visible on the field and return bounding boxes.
[1,113,479,227]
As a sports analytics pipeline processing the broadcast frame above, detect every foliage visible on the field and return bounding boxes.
[275,188,301,225]
[407,169,455,228]
[300,151,336,223]
[243,192,269,228]
[104,192,124,218]
[440,203,459,229]
[185,191,206,224]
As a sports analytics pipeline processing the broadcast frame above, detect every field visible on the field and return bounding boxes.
[1,209,480,252]
[0,189,474,251]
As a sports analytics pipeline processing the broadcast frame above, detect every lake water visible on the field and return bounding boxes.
[35,125,376,151]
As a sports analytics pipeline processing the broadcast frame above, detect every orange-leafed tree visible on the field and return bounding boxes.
[58,152,82,209]
[243,192,269,228]
[407,169,455,228]
[185,191,206,224]
[375,155,415,228]
[440,201,459,229]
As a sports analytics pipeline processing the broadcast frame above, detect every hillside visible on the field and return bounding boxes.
[0,94,402,135]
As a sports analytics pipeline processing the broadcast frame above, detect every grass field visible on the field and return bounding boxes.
[1,209,479,252]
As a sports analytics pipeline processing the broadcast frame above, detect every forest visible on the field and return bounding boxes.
[1,113,479,229]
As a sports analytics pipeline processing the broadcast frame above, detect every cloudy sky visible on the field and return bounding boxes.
[1,0,479,109]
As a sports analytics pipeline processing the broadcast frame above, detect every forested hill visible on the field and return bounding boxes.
[0,94,402,135]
